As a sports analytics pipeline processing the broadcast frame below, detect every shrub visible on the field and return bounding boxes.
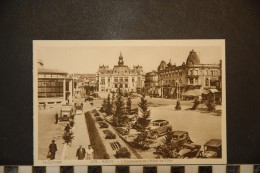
[105,131,116,139]
[115,147,131,158]
[62,132,74,145]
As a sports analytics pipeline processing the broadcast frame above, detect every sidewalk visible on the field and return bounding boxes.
[64,103,91,160]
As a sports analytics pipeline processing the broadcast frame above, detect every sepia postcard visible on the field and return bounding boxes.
[33,40,226,166]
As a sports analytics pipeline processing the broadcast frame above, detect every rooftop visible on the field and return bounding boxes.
[204,139,222,147]
[38,68,67,74]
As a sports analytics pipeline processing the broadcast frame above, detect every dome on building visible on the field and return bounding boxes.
[186,50,200,65]
[157,60,167,71]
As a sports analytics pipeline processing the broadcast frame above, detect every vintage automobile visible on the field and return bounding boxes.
[85,96,94,102]
[95,116,103,121]
[147,120,172,139]
[59,105,74,121]
[202,139,222,158]
[177,143,202,158]
[171,131,193,150]
[99,121,109,128]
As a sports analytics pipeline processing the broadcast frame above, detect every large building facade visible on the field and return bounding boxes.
[96,53,145,92]
[146,50,221,99]
[37,59,74,108]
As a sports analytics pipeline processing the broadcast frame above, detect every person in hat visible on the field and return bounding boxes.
[76,145,86,160]
[49,140,57,160]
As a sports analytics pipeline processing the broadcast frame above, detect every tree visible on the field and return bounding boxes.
[175,100,181,110]
[191,97,200,110]
[106,94,113,115]
[205,93,216,112]
[113,88,127,126]
[133,96,152,150]
[126,97,132,115]
[137,96,151,131]
[101,98,107,113]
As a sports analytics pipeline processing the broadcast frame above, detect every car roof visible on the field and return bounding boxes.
[183,143,201,149]
[152,119,167,123]
[62,107,71,111]
[204,139,222,147]
[172,131,188,135]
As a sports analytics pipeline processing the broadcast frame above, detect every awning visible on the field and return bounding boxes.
[182,89,201,97]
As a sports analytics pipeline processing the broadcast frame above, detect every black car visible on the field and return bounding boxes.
[99,122,109,128]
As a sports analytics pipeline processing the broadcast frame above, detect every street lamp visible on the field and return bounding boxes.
[161,80,164,98]
[176,79,180,100]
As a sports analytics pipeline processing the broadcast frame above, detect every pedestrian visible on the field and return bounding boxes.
[64,124,70,134]
[76,145,86,160]
[55,113,59,124]
[86,145,94,160]
[48,140,57,160]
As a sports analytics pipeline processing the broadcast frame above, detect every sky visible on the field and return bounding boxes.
[36,45,222,74]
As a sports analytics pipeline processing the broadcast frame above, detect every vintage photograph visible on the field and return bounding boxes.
[33,40,226,165]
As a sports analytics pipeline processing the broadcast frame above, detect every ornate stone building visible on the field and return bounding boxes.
[144,70,159,95]
[96,53,145,92]
[155,50,222,99]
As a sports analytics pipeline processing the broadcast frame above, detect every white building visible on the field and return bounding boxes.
[96,53,145,92]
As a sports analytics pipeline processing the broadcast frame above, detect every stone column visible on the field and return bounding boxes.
[63,79,66,101]
[69,80,73,103]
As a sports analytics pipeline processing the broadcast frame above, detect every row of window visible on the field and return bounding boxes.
[38,74,66,78]
[188,70,219,76]
[100,77,140,84]
[38,92,63,98]
[38,81,63,87]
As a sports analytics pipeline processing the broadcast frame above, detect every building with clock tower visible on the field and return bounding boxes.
[96,53,145,92]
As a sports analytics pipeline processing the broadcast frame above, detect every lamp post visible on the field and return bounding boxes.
[176,79,180,100]
[161,80,164,98]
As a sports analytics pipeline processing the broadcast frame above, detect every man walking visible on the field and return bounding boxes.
[55,113,59,124]
[48,140,57,160]
[76,145,86,160]
[86,145,94,160]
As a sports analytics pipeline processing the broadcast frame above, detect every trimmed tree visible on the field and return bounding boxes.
[113,88,127,126]
[137,96,151,130]
[101,98,107,113]
[133,96,152,150]
[106,94,113,115]
[205,93,216,112]
[126,96,132,115]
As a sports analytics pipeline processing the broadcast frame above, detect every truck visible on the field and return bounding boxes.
[59,104,75,121]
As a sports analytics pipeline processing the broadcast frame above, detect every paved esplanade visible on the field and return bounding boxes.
[64,100,91,160]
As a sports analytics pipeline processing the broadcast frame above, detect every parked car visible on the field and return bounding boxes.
[177,143,202,158]
[85,96,94,102]
[115,127,129,135]
[202,139,222,158]
[171,131,193,150]
[103,130,116,139]
[59,105,74,121]
[147,120,172,139]
[75,101,83,110]
[99,122,109,128]
[95,116,103,121]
